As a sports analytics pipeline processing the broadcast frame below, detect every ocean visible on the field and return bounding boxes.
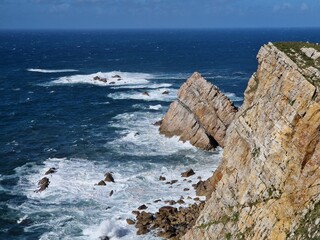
[1,29,320,240]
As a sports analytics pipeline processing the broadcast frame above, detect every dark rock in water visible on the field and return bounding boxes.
[136,211,154,228]
[134,132,140,136]
[138,204,148,210]
[93,76,100,80]
[154,199,162,203]
[177,199,185,204]
[159,206,177,215]
[104,172,114,183]
[133,202,204,239]
[137,226,149,235]
[126,218,135,225]
[99,236,109,240]
[132,210,140,216]
[142,91,150,96]
[100,78,107,83]
[109,190,114,196]
[109,81,115,84]
[181,169,195,177]
[45,167,57,175]
[162,90,170,95]
[112,74,121,79]
[170,180,178,184]
[97,180,106,186]
[153,120,163,126]
[159,175,166,181]
[183,188,189,191]
[117,78,121,81]
[35,177,50,192]
[164,200,176,205]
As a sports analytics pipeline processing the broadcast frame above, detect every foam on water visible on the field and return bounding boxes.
[11,148,220,240]
[46,71,153,87]
[108,88,176,102]
[225,92,243,102]
[149,104,162,110]
[111,83,172,89]
[6,105,221,239]
[108,111,193,156]
[28,68,79,73]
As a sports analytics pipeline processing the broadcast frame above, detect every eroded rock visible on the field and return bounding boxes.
[159,72,237,150]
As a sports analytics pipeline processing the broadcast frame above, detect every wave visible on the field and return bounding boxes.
[44,71,153,87]
[225,92,244,102]
[27,68,79,73]
[108,88,176,102]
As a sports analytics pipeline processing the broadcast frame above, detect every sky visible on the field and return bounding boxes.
[0,0,320,29]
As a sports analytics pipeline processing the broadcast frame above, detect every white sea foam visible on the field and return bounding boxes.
[225,92,243,102]
[12,147,220,239]
[47,71,153,87]
[108,88,176,102]
[149,104,162,110]
[111,83,172,89]
[27,68,79,73]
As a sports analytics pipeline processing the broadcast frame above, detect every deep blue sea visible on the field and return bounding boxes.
[1,29,320,240]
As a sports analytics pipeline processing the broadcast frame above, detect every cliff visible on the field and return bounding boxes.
[159,72,238,150]
[181,42,320,239]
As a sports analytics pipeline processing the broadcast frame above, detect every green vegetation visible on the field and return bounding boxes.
[198,211,240,229]
[273,42,320,87]
[251,147,260,158]
[291,201,320,239]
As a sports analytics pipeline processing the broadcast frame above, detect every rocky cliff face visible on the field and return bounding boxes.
[183,42,320,240]
[159,72,238,150]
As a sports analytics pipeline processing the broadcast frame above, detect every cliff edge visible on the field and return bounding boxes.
[182,42,320,240]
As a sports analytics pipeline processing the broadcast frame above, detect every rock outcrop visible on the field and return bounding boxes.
[183,42,320,240]
[159,72,238,150]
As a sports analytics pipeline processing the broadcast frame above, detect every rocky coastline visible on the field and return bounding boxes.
[34,42,320,239]
[135,42,320,239]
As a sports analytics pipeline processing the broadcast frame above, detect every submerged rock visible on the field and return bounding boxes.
[35,177,50,192]
[45,167,57,175]
[181,169,195,178]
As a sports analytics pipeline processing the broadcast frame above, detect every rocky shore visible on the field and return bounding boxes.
[134,42,320,239]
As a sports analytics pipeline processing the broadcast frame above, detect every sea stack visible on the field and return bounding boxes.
[159,72,238,150]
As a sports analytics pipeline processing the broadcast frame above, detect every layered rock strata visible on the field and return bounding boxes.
[183,42,320,239]
[159,72,238,150]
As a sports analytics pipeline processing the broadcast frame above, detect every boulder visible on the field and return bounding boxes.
[142,91,150,96]
[45,167,57,175]
[138,204,148,210]
[162,90,170,95]
[97,180,106,186]
[181,169,195,177]
[104,172,114,182]
[35,177,50,192]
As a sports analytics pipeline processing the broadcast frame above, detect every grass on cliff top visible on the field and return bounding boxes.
[273,42,320,86]
[273,42,320,68]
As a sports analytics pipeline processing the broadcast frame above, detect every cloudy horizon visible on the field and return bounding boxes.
[1,0,320,30]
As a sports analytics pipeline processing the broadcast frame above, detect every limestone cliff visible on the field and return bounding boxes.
[159,72,238,150]
[183,42,320,240]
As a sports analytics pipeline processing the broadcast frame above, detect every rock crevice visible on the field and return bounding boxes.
[159,72,238,150]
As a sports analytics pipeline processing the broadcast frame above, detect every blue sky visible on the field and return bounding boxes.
[1,0,319,29]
